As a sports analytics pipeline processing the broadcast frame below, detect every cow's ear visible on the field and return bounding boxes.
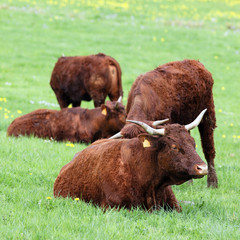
[138,134,158,150]
[101,105,110,116]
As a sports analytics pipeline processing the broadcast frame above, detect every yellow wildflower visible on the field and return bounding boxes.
[218,109,222,113]
[222,135,226,138]
[75,198,80,201]
[17,110,22,114]
[46,196,52,200]
[66,143,75,147]
[221,87,225,91]
[161,37,165,42]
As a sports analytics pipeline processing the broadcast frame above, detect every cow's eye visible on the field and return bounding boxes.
[171,144,179,151]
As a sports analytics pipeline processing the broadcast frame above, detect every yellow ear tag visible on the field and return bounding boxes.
[143,138,151,148]
[101,108,107,116]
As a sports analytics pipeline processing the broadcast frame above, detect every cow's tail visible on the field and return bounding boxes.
[108,56,123,98]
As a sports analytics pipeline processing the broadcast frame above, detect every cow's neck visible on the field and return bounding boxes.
[129,145,164,192]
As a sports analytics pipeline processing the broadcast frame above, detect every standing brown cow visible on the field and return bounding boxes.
[7,98,126,143]
[54,110,208,211]
[110,59,217,188]
[50,53,123,108]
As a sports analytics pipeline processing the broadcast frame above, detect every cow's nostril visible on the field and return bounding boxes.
[195,164,208,175]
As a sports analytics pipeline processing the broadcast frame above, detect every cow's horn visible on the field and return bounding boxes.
[117,96,122,103]
[127,120,165,135]
[152,118,169,126]
[114,96,123,109]
[109,132,123,139]
[185,109,207,131]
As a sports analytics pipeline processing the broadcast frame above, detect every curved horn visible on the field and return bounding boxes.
[152,118,169,126]
[127,120,165,135]
[114,96,123,109]
[117,96,122,103]
[185,109,207,131]
[109,132,123,139]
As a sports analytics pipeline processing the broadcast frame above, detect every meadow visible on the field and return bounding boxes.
[0,0,240,239]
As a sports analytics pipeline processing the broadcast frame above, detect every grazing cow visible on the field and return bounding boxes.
[7,98,126,143]
[50,53,123,108]
[110,59,217,188]
[54,110,208,212]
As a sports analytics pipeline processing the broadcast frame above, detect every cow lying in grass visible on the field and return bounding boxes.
[54,110,208,211]
[110,59,217,188]
[7,98,126,143]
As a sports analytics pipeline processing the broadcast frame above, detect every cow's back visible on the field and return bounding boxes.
[7,109,57,138]
[126,59,214,124]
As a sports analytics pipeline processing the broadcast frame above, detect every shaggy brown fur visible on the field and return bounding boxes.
[7,101,126,143]
[54,123,208,211]
[50,53,123,108]
[120,59,217,187]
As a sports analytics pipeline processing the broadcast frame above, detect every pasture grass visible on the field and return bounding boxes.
[0,0,240,239]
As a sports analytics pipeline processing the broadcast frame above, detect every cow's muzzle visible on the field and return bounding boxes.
[194,163,208,176]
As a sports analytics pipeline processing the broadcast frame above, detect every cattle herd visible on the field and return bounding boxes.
[7,53,218,212]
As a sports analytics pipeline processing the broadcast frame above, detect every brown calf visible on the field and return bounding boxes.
[54,110,208,211]
[111,59,217,188]
[7,99,126,143]
[50,53,123,108]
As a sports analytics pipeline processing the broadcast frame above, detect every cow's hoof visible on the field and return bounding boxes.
[207,179,218,188]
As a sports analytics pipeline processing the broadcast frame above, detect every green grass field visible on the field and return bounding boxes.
[1,0,240,239]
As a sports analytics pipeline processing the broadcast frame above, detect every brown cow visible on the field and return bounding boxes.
[54,110,208,211]
[50,53,123,108]
[7,98,126,143]
[110,59,217,188]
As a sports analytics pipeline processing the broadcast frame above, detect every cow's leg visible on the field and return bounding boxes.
[156,186,181,212]
[198,111,218,188]
[55,91,70,109]
[58,100,69,109]
[72,101,81,107]
[93,98,105,108]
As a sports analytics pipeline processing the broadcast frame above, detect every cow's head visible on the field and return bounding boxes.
[100,96,126,134]
[128,109,208,185]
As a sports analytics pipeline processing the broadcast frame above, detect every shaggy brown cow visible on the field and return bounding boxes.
[54,110,208,211]
[110,59,217,188]
[50,53,123,108]
[7,98,126,143]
